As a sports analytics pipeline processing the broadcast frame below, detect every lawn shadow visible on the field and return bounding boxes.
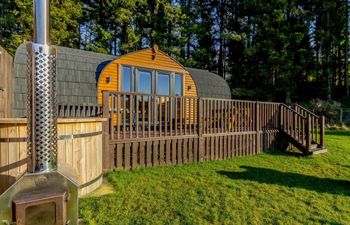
[264,150,304,158]
[315,219,343,225]
[335,163,350,169]
[325,130,350,137]
[217,166,350,196]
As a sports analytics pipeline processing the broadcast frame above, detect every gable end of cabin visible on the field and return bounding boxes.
[97,49,197,104]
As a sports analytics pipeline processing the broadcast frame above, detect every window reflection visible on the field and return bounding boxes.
[175,74,183,96]
[122,66,132,92]
[137,70,152,94]
[121,65,183,97]
[157,73,170,95]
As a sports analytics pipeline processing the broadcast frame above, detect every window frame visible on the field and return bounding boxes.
[135,67,153,94]
[174,73,184,96]
[120,64,184,96]
[121,65,133,92]
[156,71,171,96]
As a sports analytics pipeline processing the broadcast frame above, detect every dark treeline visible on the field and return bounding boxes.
[1,0,349,103]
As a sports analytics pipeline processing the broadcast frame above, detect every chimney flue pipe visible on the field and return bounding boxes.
[27,0,57,173]
[33,0,50,45]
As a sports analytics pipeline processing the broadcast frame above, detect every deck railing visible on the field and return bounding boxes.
[58,103,102,118]
[101,91,288,170]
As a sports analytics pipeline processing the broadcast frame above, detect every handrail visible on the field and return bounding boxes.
[293,104,320,118]
[280,104,306,119]
[280,102,324,152]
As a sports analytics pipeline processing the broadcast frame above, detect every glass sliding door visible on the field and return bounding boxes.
[157,72,171,128]
[174,74,183,126]
[137,70,152,94]
[157,73,170,95]
[136,70,152,129]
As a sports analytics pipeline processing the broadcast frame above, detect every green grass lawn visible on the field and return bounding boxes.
[79,131,350,225]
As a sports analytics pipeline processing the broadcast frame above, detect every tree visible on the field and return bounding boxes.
[0,0,17,54]
[1,0,82,54]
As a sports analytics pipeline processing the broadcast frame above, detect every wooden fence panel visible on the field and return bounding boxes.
[0,46,13,118]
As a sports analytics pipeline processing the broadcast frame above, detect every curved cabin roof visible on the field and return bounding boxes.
[97,48,231,100]
[185,67,231,99]
[13,43,116,117]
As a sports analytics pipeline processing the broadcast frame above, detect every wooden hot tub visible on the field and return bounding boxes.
[0,118,106,196]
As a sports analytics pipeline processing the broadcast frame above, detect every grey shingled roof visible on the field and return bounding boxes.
[13,43,116,117]
[185,67,231,99]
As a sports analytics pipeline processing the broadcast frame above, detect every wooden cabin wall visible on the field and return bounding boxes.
[115,49,188,73]
[184,71,197,122]
[184,72,196,97]
[97,61,119,104]
[97,49,198,125]
[97,49,197,105]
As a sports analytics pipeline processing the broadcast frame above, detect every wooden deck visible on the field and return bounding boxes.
[101,92,325,171]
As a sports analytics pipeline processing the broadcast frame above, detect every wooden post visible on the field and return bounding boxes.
[293,112,297,139]
[320,115,325,148]
[198,98,204,161]
[255,102,260,153]
[102,91,112,172]
[279,104,283,131]
[306,114,311,151]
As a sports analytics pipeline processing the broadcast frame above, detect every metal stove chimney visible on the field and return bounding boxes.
[27,0,58,173]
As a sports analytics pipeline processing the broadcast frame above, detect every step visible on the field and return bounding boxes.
[308,147,327,155]
[310,144,318,149]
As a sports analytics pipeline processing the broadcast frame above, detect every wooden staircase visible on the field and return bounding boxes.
[280,104,326,155]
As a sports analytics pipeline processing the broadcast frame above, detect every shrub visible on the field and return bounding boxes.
[308,99,341,124]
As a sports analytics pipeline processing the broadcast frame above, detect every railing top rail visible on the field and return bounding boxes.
[105,91,283,105]
[294,104,320,119]
[201,97,281,105]
[281,104,307,119]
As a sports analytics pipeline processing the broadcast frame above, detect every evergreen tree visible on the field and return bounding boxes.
[1,0,349,103]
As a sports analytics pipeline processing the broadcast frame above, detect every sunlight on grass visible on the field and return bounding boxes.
[82,179,116,198]
[79,131,350,225]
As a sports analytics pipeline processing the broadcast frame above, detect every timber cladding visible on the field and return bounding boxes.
[97,48,198,105]
[0,46,13,118]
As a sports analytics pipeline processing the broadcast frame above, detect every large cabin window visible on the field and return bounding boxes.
[120,65,183,96]
[137,70,152,94]
[121,66,132,92]
[157,73,170,95]
[175,73,183,96]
